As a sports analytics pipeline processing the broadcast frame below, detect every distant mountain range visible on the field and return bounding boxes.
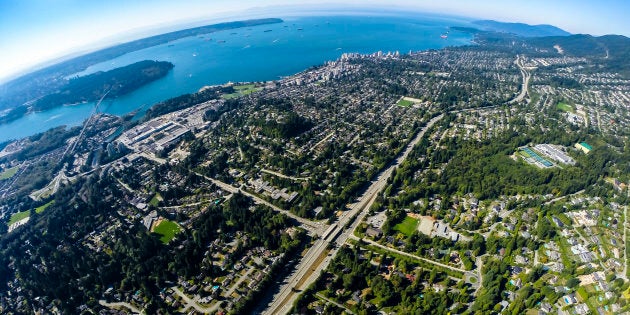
[472,20,571,37]
[452,21,630,78]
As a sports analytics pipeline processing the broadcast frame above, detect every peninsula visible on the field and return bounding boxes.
[0,60,174,124]
[0,18,283,112]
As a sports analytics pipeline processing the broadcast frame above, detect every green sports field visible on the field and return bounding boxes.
[394,216,419,236]
[7,210,30,226]
[153,220,183,244]
[556,102,574,112]
[0,167,18,180]
[397,99,414,107]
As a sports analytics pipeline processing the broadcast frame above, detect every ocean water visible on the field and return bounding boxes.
[0,14,473,143]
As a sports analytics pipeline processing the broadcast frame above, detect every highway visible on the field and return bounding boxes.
[509,55,533,104]
[262,114,444,315]
[63,89,111,159]
[624,187,629,280]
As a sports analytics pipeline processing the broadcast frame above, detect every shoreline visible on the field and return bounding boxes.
[0,14,475,143]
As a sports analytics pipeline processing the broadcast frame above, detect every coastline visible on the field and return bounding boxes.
[0,14,474,143]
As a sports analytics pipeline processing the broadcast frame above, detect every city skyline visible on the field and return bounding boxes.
[1,0,629,83]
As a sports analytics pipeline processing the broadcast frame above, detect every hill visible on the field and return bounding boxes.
[457,25,630,78]
[473,20,571,37]
[527,34,630,76]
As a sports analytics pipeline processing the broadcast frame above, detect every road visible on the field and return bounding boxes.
[544,189,585,205]
[160,201,206,210]
[196,173,326,235]
[508,55,532,104]
[171,286,214,314]
[261,168,311,181]
[0,162,27,197]
[624,187,629,280]
[29,169,70,200]
[224,268,255,296]
[349,235,473,278]
[98,300,141,314]
[572,226,611,274]
[308,132,335,153]
[262,114,444,315]
[63,89,111,159]
[316,293,355,314]
[474,256,484,295]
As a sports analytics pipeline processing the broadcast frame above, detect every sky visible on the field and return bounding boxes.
[0,0,629,83]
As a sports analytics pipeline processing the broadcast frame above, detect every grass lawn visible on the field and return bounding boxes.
[222,84,261,99]
[555,213,572,226]
[149,193,162,207]
[8,210,30,226]
[7,200,56,227]
[35,200,55,214]
[0,166,18,180]
[576,286,589,301]
[396,99,414,107]
[234,84,256,91]
[153,220,183,244]
[394,216,419,237]
[556,102,574,112]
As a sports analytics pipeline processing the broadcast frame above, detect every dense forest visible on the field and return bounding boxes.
[256,112,314,139]
[0,60,174,125]
[0,170,305,313]
[37,60,173,110]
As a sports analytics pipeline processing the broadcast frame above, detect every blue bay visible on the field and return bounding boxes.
[0,14,473,143]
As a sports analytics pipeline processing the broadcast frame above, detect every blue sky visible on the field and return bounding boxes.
[0,0,628,82]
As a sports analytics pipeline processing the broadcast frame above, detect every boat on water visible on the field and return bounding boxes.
[441,28,450,39]
[264,29,273,32]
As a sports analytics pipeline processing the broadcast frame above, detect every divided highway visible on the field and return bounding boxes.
[509,55,533,104]
[262,114,444,315]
